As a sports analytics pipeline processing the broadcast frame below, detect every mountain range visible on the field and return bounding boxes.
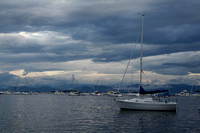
[0,84,199,94]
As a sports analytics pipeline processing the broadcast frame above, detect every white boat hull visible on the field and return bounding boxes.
[116,98,177,111]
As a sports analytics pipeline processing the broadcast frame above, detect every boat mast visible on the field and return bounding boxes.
[140,13,145,87]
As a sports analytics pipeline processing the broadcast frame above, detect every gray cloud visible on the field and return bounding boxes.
[0,72,18,87]
[142,51,200,75]
[0,0,200,86]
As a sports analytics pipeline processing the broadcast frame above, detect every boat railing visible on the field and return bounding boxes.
[153,96,178,103]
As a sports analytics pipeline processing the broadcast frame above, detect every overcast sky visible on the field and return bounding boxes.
[0,0,200,88]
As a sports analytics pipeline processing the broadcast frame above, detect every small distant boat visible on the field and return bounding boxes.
[90,91,102,96]
[12,91,30,95]
[68,91,85,96]
[54,90,65,95]
[68,91,80,96]
[177,90,190,96]
[68,74,85,96]
[0,90,12,95]
[189,82,200,96]
[116,14,177,111]
[107,91,122,97]
[90,80,103,96]
[189,93,200,97]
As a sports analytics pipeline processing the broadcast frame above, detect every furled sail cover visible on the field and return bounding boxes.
[139,86,169,94]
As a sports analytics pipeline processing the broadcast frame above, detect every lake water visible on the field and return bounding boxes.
[0,94,200,133]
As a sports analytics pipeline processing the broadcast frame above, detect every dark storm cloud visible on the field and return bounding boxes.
[1,0,199,45]
[0,72,18,86]
[0,0,200,77]
[61,0,200,45]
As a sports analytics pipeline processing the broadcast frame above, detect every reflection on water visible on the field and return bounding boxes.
[115,110,176,132]
[0,95,200,133]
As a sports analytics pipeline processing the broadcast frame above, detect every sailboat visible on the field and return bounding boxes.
[116,14,177,111]
[189,81,200,97]
[68,74,85,96]
[90,80,103,96]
